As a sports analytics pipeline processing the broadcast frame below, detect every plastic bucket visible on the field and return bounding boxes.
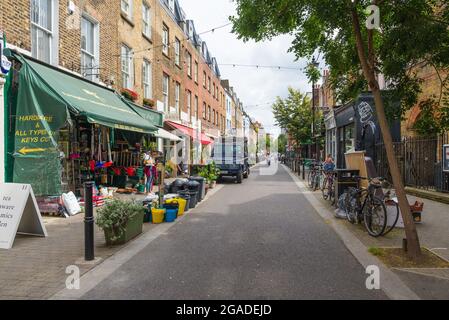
[151,208,165,224]
[166,198,186,216]
[165,209,178,223]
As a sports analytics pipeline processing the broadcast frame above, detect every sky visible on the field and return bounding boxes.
[180,0,313,137]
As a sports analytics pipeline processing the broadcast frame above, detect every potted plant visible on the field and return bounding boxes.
[143,98,155,108]
[96,199,145,246]
[198,162,220,189]
[207,162,220,188]
[121,88,139,102]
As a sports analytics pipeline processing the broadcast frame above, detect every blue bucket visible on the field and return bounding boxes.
[165,208,178,223]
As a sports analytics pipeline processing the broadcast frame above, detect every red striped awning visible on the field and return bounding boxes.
[165,121,213,145]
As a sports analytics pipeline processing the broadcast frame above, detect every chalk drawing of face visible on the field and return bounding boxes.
[358,101,376,136]
[358,101,374,124]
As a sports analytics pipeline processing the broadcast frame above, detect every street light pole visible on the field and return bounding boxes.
[310,57,319,162]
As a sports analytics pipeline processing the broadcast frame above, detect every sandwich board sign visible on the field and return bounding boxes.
[0,183,47,249]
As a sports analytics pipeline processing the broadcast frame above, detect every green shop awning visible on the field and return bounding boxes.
[124,100,164,127]
[18,55,156,133]
[122,101,181,141]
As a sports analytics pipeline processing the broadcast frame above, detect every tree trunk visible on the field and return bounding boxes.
[350,4,421,258]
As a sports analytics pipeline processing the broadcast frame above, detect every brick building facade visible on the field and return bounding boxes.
[1,0,248,144]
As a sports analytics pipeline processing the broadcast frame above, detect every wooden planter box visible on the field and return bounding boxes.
[104,211,144,246]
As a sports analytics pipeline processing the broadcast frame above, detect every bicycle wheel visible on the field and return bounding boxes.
[307,170,314,188]
[322,176,329,200]
[344,190,358,224]
[313,172,321,191]
[363,196,387,237]
[383,200,399,236]
[329,179,336,205]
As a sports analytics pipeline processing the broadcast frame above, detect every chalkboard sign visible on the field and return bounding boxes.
[0,184,47,249]
[444,145,449,172]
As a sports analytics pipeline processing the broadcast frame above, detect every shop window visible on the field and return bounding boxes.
[31,0,58,65]
[81,16,99,82]
[142,59,152,99]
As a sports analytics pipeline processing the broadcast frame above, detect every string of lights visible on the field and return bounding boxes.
[114,22,232,58]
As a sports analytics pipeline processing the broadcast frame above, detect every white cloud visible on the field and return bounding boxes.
[180,0,312,137]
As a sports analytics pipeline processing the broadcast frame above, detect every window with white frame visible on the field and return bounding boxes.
[31,0,56,64]
[142,3,151,38]
[194,61,198,83]
[142,59,152,99]
[194,95,198,119]
[168,0,175,12]
[81,16,99,82]
[203,71,207,88]
[203,102,207,119]
[121,44,133,89]
[121,0,133,19]
[174,38,180,66]
[162,24,169,55]
[175,82,180,115]
[163,74,169,112]
[186,51,192,77]
[186,90,191,117]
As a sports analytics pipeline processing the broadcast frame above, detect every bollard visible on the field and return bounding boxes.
[84,181,95,261]
[302,161,306,180]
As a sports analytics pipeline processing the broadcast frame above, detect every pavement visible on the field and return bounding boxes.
[293,165,449,299]
[0,180,188,300]
[64,163,387,300]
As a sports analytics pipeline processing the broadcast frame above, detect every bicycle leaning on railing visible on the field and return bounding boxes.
[339,176,389,237]
[321,170,336,205]
[307,162,322,191]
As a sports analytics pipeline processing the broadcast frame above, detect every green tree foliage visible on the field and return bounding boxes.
[272,88,320,147]
[277,133,288,154]
[231,0,449,134]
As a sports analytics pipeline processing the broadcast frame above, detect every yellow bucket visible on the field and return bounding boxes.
[151,208,165,224]
[166,198,186,216]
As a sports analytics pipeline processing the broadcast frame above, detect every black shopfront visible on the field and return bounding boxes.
[333,92,401,169]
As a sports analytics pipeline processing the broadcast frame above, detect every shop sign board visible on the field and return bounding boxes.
[0,183,47,250]
[444,145,449,172]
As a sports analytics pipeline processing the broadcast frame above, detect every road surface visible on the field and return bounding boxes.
[83,163,387,299]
